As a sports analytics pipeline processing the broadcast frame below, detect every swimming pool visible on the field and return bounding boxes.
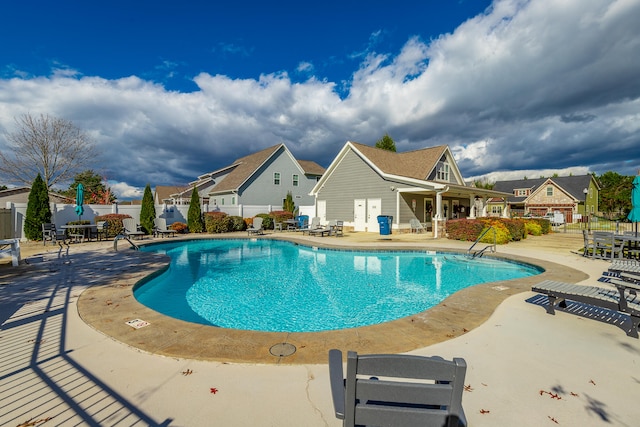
[135,239,540,332]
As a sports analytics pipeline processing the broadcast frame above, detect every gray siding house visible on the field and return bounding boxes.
[169,144,324,212]
[310,141,509,236]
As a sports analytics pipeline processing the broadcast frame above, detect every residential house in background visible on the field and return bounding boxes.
[0,186,73,205]
[490,175,599,222]
[167,143,325,214]
[310,141,510,236]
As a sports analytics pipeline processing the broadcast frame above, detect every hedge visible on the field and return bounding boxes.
[446,217,550,244]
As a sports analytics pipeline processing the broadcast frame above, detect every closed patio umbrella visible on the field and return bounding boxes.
[75,183,85,221]
[628,175,640,236]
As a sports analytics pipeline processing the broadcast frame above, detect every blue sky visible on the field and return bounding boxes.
[1,0,639,199]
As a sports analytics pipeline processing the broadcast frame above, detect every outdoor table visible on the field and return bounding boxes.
[61,224,97,243]
[284,219,299,231]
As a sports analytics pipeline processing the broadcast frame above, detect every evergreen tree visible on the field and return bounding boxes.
[375,133,397,152]
[283,191,296,213]
[188,186,204,233]
[139,184,156,234]
[24,173,51,240]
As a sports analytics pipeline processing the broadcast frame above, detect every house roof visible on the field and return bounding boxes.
[0,186,74,203]
[297,159,325,176]
[155,185,188,202]
[493,175,597,202]
[349,142,448,181]
[208,143,325,195]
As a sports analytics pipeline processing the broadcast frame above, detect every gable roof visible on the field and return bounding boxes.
[155,185,188,203]
[0,186,73,204]
[209,143,325,195]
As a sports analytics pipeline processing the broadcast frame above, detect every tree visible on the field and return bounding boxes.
[598,171,633,219]
[24,173,51,240]
[0,113,96,189]
[0,185,7,191]
[375,133,397,152]
[283,191,296,213]
[139,184,156,234]
[187,186,204,233]
[63,170,116,204]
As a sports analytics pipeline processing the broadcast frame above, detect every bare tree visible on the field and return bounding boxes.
[0,113,96,189]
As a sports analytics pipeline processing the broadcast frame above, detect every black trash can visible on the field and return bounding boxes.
[377,215,393,235]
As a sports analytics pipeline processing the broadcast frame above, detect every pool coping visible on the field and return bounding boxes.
[77,235,587,365]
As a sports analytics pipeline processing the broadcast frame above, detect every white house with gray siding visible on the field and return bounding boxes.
[310,141,510,237]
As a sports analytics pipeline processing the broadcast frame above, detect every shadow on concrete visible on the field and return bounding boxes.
[0,248,172,426]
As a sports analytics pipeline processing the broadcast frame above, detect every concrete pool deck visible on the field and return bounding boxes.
[1,231,639,425]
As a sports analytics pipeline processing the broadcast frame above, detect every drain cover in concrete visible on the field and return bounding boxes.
[269,342,296,357]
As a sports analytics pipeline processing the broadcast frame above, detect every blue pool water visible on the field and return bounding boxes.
[135,239,540,332]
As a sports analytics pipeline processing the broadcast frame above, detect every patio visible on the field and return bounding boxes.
[1,232,638,426]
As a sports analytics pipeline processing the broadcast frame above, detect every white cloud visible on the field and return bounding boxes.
[0,0,639,194]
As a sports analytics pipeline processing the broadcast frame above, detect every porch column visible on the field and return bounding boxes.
[502,198,509,218]
[469,195,476,219]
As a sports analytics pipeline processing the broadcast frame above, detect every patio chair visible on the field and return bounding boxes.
[331,220,344,237]
[0,238,21,267]
[303,217,324,235]
[247,217,264,235]
[95,221,109,241]
[592,231,624,260]
[328,349,467,427]
[42,223,67,246]
[154,218,177,238]
[410,218,426,233]
[122,218,145,240]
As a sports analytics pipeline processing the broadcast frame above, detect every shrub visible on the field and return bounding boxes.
[228,215,247,231]
[205,212,234,233]
[95,214,132,237]
[270,210,294,228]
[255,213,274,230]
[500,218,526,241]
[478,219,511,244]
[524,221,543,236]
[446,218,484,241]
[170,222,188,233]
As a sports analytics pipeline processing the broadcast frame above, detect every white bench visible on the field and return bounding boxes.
[0,239,21,267]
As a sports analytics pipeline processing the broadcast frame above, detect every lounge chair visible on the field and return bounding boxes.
[247,217,264,235]
[42,223,67,246]
[303,217,323,235]
[410,218,426,233]
[122,218,145,240]
[328,349,467,427]
[532,279,640,337]
[0,238,21,267]
[592,231,624,260]
[154,218,177,238]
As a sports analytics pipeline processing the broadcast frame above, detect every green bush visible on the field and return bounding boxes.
[524,221,543,236]
[228,215,247,231]
[187,186,204,232]
[500,218,526,241]
[95,214,132,237]
[24,173,52,241]
[205,212,234,233]
[139,184,156,235]
[256,213,273,230]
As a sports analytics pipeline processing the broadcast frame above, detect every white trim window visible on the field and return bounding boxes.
[437,163,450,181]
[292,174,299,187]
[546,186,553,196]
[274,172,281,185]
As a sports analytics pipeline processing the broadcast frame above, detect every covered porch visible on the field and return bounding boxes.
[389,183,511,238]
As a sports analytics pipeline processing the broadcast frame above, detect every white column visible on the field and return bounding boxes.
[469,196,476,219]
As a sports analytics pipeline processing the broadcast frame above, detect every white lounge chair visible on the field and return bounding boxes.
[247,217,264,235]
[410,218,426,233]
[122,218,145,240]
[154,218,177,238]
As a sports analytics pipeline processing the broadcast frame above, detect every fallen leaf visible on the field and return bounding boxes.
[480,409,490,414]
[210,387,219,394]
[548,415,559,424]
[464,384,473,392]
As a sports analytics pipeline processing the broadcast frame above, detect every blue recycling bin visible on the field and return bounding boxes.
[377,215,393,235]
[297,215,309,229]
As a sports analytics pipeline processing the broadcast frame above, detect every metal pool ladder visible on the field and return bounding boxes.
[467,226,496,258]
[113,234,140,251]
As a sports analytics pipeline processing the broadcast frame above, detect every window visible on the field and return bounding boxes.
[436,163,450,181]
[546,186,553,196]
[515,189,527,197]
[274,172,280,185]
[292,174,299,186]
[232,196,235,205]
[221,198,225,205]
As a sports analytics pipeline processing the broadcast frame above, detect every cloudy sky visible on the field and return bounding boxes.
[1,0,639,199]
